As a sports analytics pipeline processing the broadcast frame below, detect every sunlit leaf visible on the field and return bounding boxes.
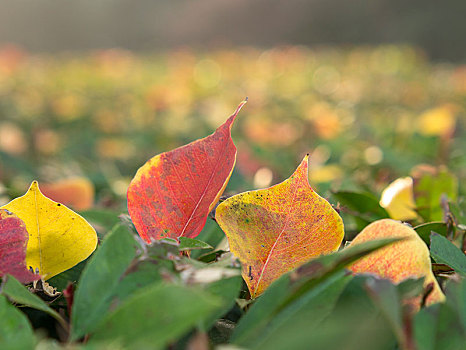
[216,155,344,298]
[379,177,417,221]
[0,209,38,283]
[348,219,445,307]
[418,105,457,137]
[127,101,247,243]
[178,237,213,251]
[1,181,98,279]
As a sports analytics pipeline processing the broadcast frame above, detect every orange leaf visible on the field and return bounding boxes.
[216,155,344,298]
[40,177,94,211]
[127,101,247,243]
[348,219,445,307]
[0,209,39,283]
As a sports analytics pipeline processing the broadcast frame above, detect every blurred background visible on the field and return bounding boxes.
[0,0,464,219]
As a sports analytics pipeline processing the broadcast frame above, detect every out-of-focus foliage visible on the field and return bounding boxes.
[0,44,465,349]
[0,45,464,215]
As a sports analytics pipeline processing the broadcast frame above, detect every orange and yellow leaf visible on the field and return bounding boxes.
[348,219,445,306]
[216,155,344,298]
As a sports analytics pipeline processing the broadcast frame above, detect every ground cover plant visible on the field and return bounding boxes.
[0,45,465,349]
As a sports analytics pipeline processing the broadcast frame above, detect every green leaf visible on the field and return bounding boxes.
[365,278,404,348]
[414,222,448,245]
[396,277,426,300]
[414,169,458,221]
[190,219,226,259]
[413,305,438,350]
[232,238,400,345]
[303,276,397,350]
[47,257,89,291]
[231,275,290,345]
[200,275,243,331]
[0,295,36,350]
[430,233,466,276]
[253,272,352,350]
[80,209,121,237]
[71,224,139,340]
[332,191,389,220]
[89,282,222,349]
[113,261,163,303]
[1,275,67,329]
[179,237,213,251]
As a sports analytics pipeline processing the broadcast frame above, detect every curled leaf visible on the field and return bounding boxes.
[127,101,247,243]
[0,209,38,283]
[1,181,98,279]
[379,177,417,221]
[348,219,445,307]
[216,155,344,298]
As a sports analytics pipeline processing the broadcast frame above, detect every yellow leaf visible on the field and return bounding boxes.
[1,181,97,279]
[379,177,417,221]
[417,105,456,137]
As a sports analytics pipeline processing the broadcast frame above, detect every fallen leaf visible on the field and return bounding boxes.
[417,105,457,137]
[40,177,94,211]
[216,155,344,298]
[0,209,38,283]
[348,219,445,307]
[1,181,98,279]
[127,100,247,243]
[379,177,418,221]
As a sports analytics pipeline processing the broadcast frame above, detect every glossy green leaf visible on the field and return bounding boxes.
[179,237,213,251]
[364,278,404,348]
[114,261,163,303]
[430,233,466,276]
[200,275,243,331]
[0,295,35,350]
[252,272,351,350]
[89,282,222,349]
[414,279,466,350]
[414,222,448,245]
[332,191,389,220]
[71,224,139,340]
[2,275,66,329]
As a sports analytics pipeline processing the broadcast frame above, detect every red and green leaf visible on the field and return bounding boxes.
[0,209,39,283]
[127,101,247,243]
[216,155,344,298]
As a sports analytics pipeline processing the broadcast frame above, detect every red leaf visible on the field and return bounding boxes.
[127,101,247,243]
[0,209,39,283]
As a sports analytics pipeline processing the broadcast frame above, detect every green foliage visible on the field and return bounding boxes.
[71,224,139,340]
[430,233,466,277]
[0,295,36,350]
[89,283,222,349]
